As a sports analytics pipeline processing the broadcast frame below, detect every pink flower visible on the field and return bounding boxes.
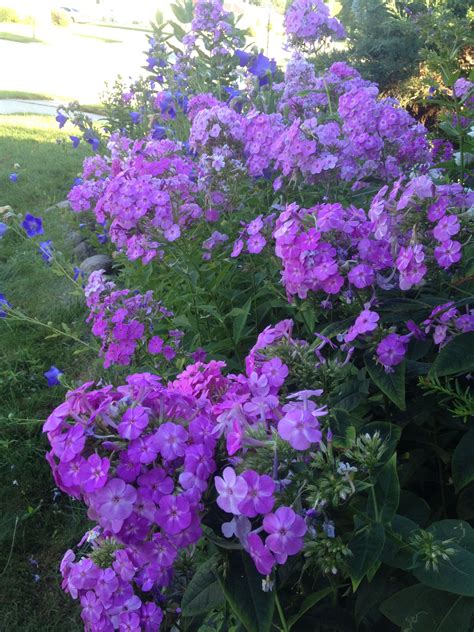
[263,506,307,557]
[247,532,275,575]
[215,467,248,514]
[118,406,149,440]
[156,494,192,534]
[278,400,325,450]
[344,309,380,343]
[238,470,275,517]
[247,233,266,254]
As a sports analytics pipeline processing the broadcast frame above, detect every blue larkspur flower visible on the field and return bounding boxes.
[0,294,11,317]
[234,50,252,67]
[39,240,53,262]
[0,222,7,238]
[73,177,83,186]
[21,214,44,238]
[55,112,68,129]
[129,111,141,124]
[44,366,63,387]
[73,267,84,281]
[70,135,80,148]
[151,124,167,140]
[9,173,18,182]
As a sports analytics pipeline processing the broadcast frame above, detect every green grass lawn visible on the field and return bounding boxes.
[0,115,98,631]
[0,31,43,43]
[0,90,54,100]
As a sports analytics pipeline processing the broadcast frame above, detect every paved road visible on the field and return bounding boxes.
[0,25,148,103]
[0,99,102,119]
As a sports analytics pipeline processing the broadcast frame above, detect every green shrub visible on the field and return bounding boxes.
[50,9,71,27]
[0,6,19,22]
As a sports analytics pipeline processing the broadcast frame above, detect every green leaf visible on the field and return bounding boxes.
[430,333,474,377]
[365,352,406,410]
[381,515,418,570]
[231,298,252,344]
[452,429,474,493]
[380,584,474,632]
[217,552,275,632]
[181,556,224,617]
[399,491,430,525]
[348,523,386,590]
[368,454,399,523]
[287,587,333,630]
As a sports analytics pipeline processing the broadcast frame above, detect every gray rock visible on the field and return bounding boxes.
[73,240,96,261]
[79,254,113,276]
[56,200,71,210]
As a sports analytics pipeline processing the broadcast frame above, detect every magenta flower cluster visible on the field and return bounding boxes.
[85,271,179,368]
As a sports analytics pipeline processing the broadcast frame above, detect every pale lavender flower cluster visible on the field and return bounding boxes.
[285,0,346,49]
[85,271,178,368]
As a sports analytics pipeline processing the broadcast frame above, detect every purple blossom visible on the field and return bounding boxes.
[247,532,275,575]
[376,333,409,370]
[215,467,248,514]
[156,494,192,534]
[93,478,137,533]
[44,365,63,386]
[263,506,307,558]
[238,470,275,517]
[118,406,150,440]
[22,213,44,238]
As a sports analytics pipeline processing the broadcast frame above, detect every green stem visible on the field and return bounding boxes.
[370,482,380,522]
[275,591,289,632]
[7,309,91,348]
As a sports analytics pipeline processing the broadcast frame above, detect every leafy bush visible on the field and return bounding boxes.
[2,0,473,630]
[50,9,71,27]
[0,6,20,22]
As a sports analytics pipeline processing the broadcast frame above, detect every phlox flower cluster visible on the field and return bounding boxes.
[284,0,346,49]
[419,302,474,347]
[44,373,219,630]
[69,137,202,263]
[85,271,179,369]
[274,175,473,304]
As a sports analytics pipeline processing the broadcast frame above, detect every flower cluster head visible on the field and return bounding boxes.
[69,136,202,264]
[285,0,346,49]
[44,373,219,630]
[85,270,179,368]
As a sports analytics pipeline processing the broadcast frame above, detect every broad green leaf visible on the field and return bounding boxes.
[429,333,474,377]
[427,520,474,553]
[399,491,430,525]
[348,523,386,590]
[368,454,399,523]
[452,429,474,493]
[414,542,474,596]
[365,353,406,410]
[457,486,474,520]
[181,556,224,617]
[217,552,275,632]
[287,587,333,630]
[381,515,418,570]
[380,584,474,632]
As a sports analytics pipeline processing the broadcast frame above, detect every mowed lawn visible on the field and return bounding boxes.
[0,115,91,631]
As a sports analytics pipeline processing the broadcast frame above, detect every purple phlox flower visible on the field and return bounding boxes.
[221,514,252,547]
[278,397,326,450]
[376,333,409,371]
[190,347,207,362]
[56,112,68,128]
[215,467,248,515]
[118,406,149,440]
[344,309,380,343]
[263,506,307,557]
[261,358,289,389]
[39,240,54,262]
[80,454,110,493]
[156,494,192,534]
[44,365,63,386]
[238,470,275,517]
[247,532,275,575]
[22,213,44,238]
[154,422,188,460]
[93,477,137,533]
[9,173,18,183]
